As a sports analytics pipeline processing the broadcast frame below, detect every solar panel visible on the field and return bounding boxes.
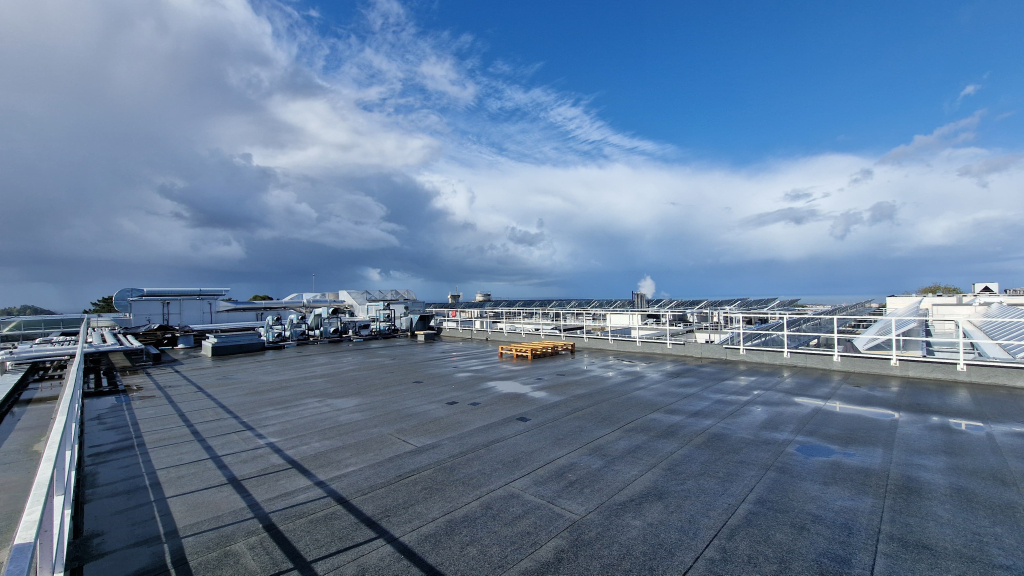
[975,303,1024,358]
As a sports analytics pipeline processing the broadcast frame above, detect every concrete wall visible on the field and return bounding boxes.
[440,328,1024,388]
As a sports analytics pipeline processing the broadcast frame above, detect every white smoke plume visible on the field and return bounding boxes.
[637,275,656,298]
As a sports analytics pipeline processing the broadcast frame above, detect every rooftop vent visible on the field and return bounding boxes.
[972,282,999,295]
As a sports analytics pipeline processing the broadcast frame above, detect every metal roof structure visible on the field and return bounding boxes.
[723,300,875,349]
[974,303,1024,358]
[851,300,926,352]
[426,296,800,312]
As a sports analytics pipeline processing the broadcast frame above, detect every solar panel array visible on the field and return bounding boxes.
[722,300,874,348]
[975,303,1024,358]
[426,297,800,312]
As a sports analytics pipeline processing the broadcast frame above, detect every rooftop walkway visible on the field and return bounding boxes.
[0,374,62,570]
[67,338,1024,575]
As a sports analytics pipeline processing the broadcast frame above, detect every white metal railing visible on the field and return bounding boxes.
[3,318,88,576]
[431,308,1024,371]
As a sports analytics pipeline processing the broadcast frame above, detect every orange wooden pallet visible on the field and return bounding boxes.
[498,340,576,359]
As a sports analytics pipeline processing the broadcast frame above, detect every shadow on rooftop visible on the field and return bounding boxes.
[151,367,444,575]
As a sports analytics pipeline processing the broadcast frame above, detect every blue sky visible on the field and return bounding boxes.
[1,0,1023,310]
[328,0,1024,158]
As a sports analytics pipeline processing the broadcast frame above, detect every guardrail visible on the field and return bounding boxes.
[432,308,1024,371]
[3,318,88,576]
[722,312,1024,371]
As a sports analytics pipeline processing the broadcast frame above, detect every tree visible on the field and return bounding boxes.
[249,294,274,301]
[83,295,117,314]
[916,283,964,296]
[0,304,58,316]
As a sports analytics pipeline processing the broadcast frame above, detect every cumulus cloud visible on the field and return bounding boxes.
[848,168,873,185]
[956,154,1024,187]
[507,219,546,247]
[0,0,1023,309]
[829,210,865,240]
[782,188,815,202]
[745,207,824,227]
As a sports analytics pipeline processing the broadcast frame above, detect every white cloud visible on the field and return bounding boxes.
[1,0,1023,310]
[956,154,1024,187]
[958,83,982,102]
[879,110,984,164]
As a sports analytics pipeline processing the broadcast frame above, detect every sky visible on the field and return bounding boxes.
[1,0,1023,312]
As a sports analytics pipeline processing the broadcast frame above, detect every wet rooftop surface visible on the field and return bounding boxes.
[68,337,1024,575]
[0,378,61,568]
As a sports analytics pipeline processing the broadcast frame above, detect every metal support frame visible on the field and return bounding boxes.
[833,316,840,362]
[783,315,790,358]
[432,306,1024,371]
[739,313,745,354]
[957,320,967,371]
[666,312,672,348]
[3,318,88,576]
[890,317,899,366]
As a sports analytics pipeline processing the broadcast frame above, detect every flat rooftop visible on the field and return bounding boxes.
[68,338,1024,575]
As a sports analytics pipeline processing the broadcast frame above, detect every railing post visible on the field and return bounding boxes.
[503,310,507,335]
[783,315,790,358]
[666,313,671,348]
[560,311,564,340]
[833,316,840,362]
[636,313,641,346]
[958,320,967,371]
[739,313,745,355]
[607,313,612,343]
[890,317,899,366]
[37,486,54,575]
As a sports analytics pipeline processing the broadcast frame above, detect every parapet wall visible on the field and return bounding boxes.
[440,329,1024,388]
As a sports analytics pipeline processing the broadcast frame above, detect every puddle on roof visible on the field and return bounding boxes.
[795,444,856,459]
[794,397,898,420]
[949,419,985,432]
[484,380,548,398]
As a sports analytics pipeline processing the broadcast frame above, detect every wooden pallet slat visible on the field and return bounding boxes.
[498,340,576,359]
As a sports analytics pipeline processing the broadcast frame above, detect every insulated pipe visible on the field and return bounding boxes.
[0,343,142,364]
[130,288,229,297]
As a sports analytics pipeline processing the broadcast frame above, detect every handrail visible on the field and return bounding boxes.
[3,318,88,576]
[432,307,1024,370]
